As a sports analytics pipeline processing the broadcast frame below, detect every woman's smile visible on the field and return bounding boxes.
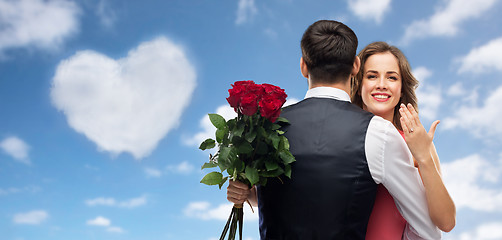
[371,93,391,102]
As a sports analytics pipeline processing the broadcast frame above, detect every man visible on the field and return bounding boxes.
[227,20,441,239]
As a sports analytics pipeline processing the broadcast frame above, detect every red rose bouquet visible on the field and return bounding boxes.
[199,80,295,240]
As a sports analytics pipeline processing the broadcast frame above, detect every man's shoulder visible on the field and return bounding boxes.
[282,98,375,119]
[280,98,311,114]
[282,97,368,111]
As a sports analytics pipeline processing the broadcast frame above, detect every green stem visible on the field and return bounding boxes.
[228,208,238,240]
[238,207,243,240]
[220,208,234,240]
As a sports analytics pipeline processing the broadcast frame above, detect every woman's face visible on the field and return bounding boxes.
[360,52,402,122]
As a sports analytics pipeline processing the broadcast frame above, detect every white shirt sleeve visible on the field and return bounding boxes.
[365,116,442,240]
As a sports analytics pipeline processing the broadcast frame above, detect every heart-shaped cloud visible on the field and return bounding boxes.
[51,37,196,159]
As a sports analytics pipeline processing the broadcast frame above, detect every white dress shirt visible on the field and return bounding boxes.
[305,87,441,240]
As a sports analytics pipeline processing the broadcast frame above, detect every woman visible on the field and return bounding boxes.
[350,41,456,239]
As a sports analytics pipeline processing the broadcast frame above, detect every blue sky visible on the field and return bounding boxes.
[1,0,502,239]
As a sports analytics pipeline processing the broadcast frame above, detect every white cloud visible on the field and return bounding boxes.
[167,161,194,174]
[413,67,442,121]
[400,0,498,44]
[0,0,80,54]
[0,185,41,196]
[413,67,432,85]
[457,37,502,74]
[184,201,258,221]
[457,222,502,240]
[118,195,147,208]
[144,161,196,178]
[87,216,124,233]
[442,154,502,212]
[446,82,479,108]
[85,195,147,208]
[183,105,237,147]
[84,164,99,171]
[13,210,49,225]
[51,37,196,159]
[96,0,116,28]
[86,216,110,226]
[442,84,502,139]
[144,167,163,178]
[264,28,278,39]
[144,161,195,178]
[0,188,9,195]
[184,97,299,147]
[347,0,392,24]
[447,82,466,97]
[235,0,257,25]
[0,136,30,165]
[107,226,124,233]
[85,197,116,206]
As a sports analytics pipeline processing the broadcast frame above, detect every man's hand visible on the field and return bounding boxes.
[227,180,251,205]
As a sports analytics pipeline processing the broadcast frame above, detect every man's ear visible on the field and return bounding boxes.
[351,56,361,77]
[300,57,309,78]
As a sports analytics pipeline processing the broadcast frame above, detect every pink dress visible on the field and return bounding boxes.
[365,130,407,240]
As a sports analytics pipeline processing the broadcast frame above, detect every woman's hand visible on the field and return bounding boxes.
[399,103,456,232]
[399,103,439,166]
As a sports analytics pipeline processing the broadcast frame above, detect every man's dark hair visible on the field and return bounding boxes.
[300,20,358,84]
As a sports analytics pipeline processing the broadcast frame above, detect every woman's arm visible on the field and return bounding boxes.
[400,103,456,232]
[430,142,441,174]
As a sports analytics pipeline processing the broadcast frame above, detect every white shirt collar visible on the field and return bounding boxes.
[304,87,352,102]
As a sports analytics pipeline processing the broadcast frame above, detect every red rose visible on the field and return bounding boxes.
[262,83,287,102]
[227,80,265,115]
[240,94,259,116]
[262,83,281,94]
[234,80,255,87]
[226,81,255,110]
[246,83,265,101]
[259,95,285,122]
[226,85,246,109]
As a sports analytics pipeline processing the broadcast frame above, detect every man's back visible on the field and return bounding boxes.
[257,97,376,240]
[230,19,441,239]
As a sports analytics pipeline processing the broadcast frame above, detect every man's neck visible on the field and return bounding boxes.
[308,81,351,96]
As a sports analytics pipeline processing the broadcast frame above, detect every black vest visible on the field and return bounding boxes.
[257,97,377,240]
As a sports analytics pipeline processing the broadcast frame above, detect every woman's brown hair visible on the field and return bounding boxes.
[350,41,419,131]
